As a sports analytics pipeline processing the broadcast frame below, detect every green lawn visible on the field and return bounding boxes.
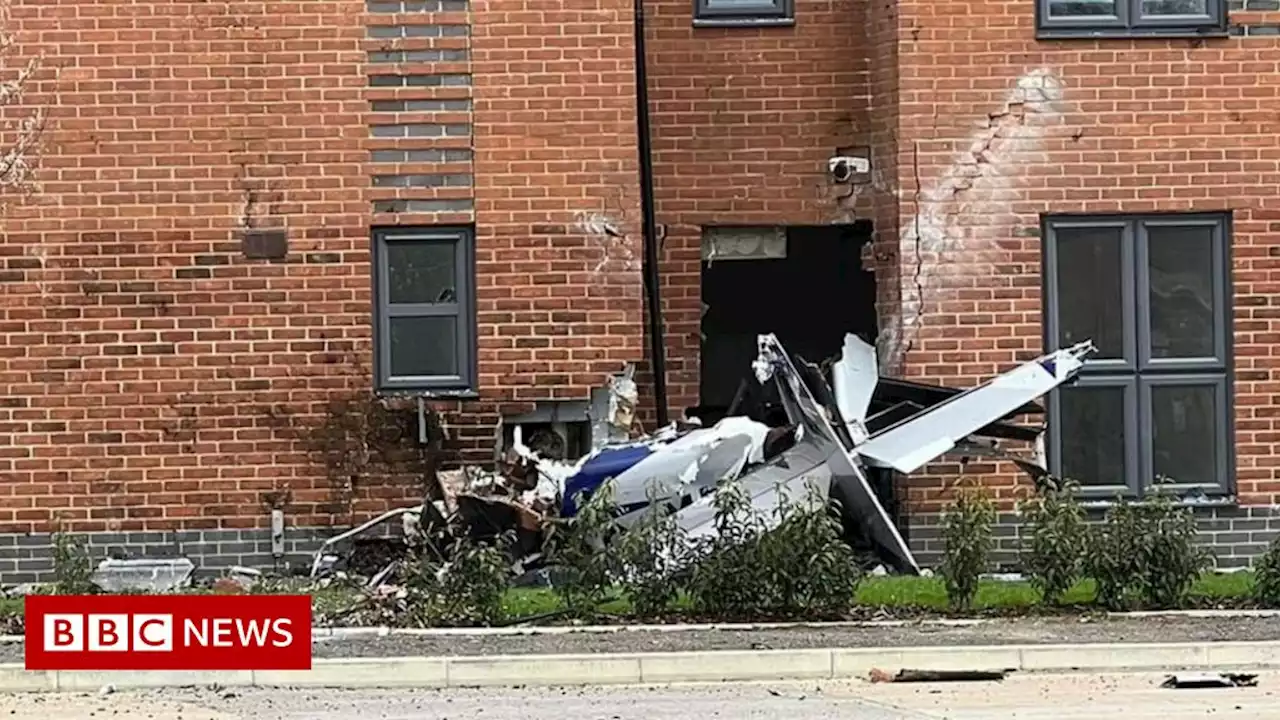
[1,572,1256,629]
[497,571,1256,621]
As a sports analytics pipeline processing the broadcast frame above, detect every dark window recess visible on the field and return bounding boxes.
[1043,213,1232,497]
[694,0,794,26]
[372,226,477,394]
[1039,0,1225,37]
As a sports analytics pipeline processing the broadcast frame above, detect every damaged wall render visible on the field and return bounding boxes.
[882,68,1067,374]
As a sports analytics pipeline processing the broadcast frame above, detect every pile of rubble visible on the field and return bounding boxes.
[312,333,1096,588]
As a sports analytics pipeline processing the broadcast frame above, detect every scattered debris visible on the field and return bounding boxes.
[90,558,195,594]
[1161,673,1258,689]
[870,668,1012,683]
[305,332,1093,598]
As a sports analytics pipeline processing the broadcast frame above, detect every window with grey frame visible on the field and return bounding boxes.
[694,0,793,26]
[1037,0,1226,36]
[372,226,478,394]
[1043,213,1233,498]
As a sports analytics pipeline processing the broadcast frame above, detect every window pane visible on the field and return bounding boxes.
[1048,0,1118,16]
[387,240,457,304]
[1059,385,1128,487]
[1141,0,1207,14]
[1151,384,1218,486]
[389,316,458,377]
[1147,225,1216,360]
[1054,226,1125,360]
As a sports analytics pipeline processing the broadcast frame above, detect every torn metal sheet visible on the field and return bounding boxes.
[755,334,920,574]
[832,333,878,445]
[948,437,1050,482]
[309,505,424,578]
[1161,673,1258,689]
[609,417,770,520]
[856,341,1096,475]
[607,363,638,434]
[871,668,1012,683]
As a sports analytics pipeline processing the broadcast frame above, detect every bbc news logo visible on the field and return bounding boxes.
[26,594,311,671]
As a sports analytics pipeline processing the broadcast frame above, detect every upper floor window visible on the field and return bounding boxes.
[1038,0,1227,37]
[1042,212,1233,499]
[694,0,794,27]
[372,226,478,395]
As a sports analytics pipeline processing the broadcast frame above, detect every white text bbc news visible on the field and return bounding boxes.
[43,614,295,652]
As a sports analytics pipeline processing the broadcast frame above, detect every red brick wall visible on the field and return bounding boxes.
[889,4,1280,512]
[0,0,648,536]
[468,0,646,436]
[0,0,372,534]
[645,0,874,414]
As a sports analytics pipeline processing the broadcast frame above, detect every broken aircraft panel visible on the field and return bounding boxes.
[854,340,1096,475]
[755,333,921,574]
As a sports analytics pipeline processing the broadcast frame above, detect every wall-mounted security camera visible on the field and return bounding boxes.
[828,156,871,184]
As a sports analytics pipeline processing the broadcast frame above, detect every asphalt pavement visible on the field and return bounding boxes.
[2,672,1278,719]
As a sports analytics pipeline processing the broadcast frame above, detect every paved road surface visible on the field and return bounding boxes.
[2,672,1278,719]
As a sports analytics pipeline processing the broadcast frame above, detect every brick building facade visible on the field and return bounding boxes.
[0,0,1275,580]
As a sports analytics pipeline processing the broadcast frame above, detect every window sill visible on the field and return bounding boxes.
[693,17,795,28]
[1077,494,1237,510]
[377,387,480,401]
[1036,26,1229,39]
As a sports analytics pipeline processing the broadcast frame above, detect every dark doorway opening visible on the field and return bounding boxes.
[695,222,878,419]
[693,221,901,559]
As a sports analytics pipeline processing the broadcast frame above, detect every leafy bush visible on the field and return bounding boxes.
[1083,499,1148,611]
[941,487,996,611]
[545,480,623,619]
[1140,494,1211,609]
[613,495,691,618]
[1084,495,1211,610]
[1253,535,1280,608]
[401,535,511,627]
[685,479,862,620]
[757,493,863,617]
[685,479,773,618]
[1017,479,1086,605]
[51,532,94,595]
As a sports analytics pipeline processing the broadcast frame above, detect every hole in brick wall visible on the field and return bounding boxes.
[242,228,289,260]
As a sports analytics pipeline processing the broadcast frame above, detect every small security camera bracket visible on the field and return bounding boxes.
[828,156,871,183]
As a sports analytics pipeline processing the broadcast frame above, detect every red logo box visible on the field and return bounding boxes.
[25,594,312,671]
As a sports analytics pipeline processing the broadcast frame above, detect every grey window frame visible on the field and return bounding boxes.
[1036,0,1227,38]
[372,225,478,396]
[694,0,794,27]
[1042,212,1234,499]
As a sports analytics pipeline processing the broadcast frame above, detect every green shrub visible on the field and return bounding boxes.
[51,532,94,595]
[686,479,773,618]
[613,495,691,619]
[1253,535,1280,608]
[757,492,863,617]
[1084,499,1148,611]
[941,487,996,611]
[1140,494,1211,609]
[1084,494,1211,610]
[1017,479,1086,605]
[545,480,623,619]
[685,479,862,620]
[401,535,511,627]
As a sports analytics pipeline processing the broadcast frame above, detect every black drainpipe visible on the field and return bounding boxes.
[633,0,669,426]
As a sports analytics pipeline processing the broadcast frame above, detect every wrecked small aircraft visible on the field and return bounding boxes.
[311,334,1095,580]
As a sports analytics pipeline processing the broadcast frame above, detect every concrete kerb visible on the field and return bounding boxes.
[4,640,1280,693]
[1,608,1277,645]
